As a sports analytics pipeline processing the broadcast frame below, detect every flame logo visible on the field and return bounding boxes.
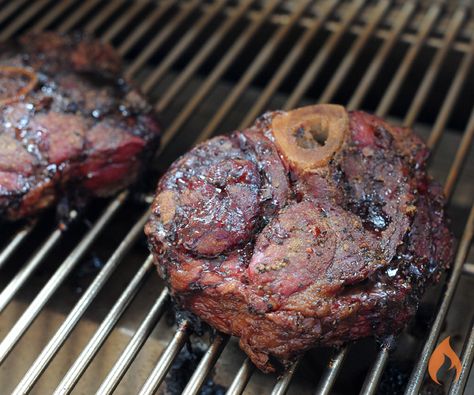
[428,336,462,385]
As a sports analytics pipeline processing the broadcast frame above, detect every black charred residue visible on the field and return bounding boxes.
[348,198,391,233]
[163,341,226,395]
[70,254,105,293]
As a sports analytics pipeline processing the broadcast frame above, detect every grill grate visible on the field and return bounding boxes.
[0,0,473,394]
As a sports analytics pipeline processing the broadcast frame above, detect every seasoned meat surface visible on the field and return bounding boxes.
[0,32,160,220]
[145,104,453,372]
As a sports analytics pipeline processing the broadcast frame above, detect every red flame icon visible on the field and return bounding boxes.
[428,336,462,385]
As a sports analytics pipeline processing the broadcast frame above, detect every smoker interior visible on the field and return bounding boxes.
[0,0,473,394]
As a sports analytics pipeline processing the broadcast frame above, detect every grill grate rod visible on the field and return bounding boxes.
[406,204,474,394]
[57,0,102,33]
[83,0,125,34]
[155,0,255,112]
[141,0,228,94]
[427,30,474,150]
[158,0,281,149]
[125,0,200,79]
[271,357,302,395]
[319,0,390,104]
[0,225,33,270]
[403,7,466,128]
[443,109,474,200]
[30,0,75,33]
[0,192,127,365]
[0,211,76,313]
[116,0,175,57]
[11,208,150,394]
[138,321,191,395]
[0,0,29,27]
[0,0,49,41]
[375,3,441,117]
[195,0,313,143]
[182,334,230,395]
[101,0,148,43]
[53,255,155,394]
[225,358,255,395]
[314,347,348,395]
[96,288,170,395]
[449,317,474,394]
[347,0,416,110]
[284,0,365,111]
[239,0,339,129]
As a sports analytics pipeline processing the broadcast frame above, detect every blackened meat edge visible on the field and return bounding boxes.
[145,104,453,373]
[0,32,160,221]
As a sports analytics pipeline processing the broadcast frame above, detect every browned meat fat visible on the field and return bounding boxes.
[0,32,160,221]
[145,104,453,372]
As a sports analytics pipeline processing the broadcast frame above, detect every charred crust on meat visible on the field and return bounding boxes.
[145,105,454,373]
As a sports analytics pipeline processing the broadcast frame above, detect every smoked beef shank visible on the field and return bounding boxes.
[145,104,453,372]
[0,32,160,221]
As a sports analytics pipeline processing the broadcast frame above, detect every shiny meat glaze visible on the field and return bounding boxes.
[145,105,453,373]
[0,32,160,221]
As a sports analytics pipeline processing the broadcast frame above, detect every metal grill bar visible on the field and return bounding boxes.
[359,344,391,394]
[347,0,416,110]
[0,219,67,313]
[159,0,281,149]
[0,0,30,27]
[427,31,474,149]
[375,3,441,117]
[116,1,175,57]
[226,358,254,395]
[403,7,466,127]
[83,0,125,34]
[138,321,191,395]
[443,109,474,200]
[319,0,390,103]
[284,0,365,110]
[449,318,474,395]
[141,0,227,94]
[101,0,148,43]
[125,0,200,79]
[97,289,170,395]
[155,0,255,112]
[57,0,102,33]
[182,334,230,395]
[314,347,348,395]
[30,0,75,32]
[11,209,150,394]
[406,204,474,394]
[215,3,473,53]
[0,0,50,41]
[54,256,155,394]
[0,225,32,270]
[239,0,339,129]
[196,0,312,143]
[271,358,301,395]
[0,192,127,364]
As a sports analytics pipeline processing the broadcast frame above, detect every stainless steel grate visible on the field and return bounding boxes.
[0,1,473,394]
